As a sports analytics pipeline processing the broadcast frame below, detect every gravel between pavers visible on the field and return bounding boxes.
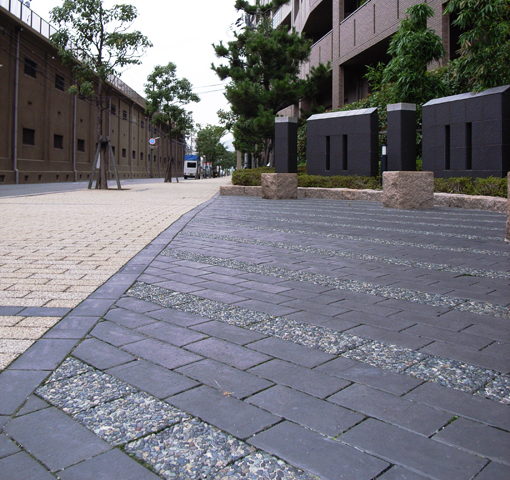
[36,358,317,479]
[182,230,510,280]
[127,281,509,404]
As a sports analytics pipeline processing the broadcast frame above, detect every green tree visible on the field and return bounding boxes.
[196,125,229,174]
[382,3,446,104]
[213,0,329,166]
[444,0,510,91]
[144,62,200,181]
[50,0,152,189]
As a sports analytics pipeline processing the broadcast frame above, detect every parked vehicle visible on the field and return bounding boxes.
[183,155,199,179]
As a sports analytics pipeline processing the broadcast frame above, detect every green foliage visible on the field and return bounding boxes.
[196,125,229,168]
[50,0,152,143]
[298,175,382,190]
[383,4,446,104]
[50,0,152,94]
[444,0,510,91]
[144,63,199,138]
[212,0,329,164]
[217,150,237,170]
[232,167,274,186]
[433,177,507,197]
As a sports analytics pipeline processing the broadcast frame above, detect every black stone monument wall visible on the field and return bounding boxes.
[422,85,510,178]
[306,108,379,177]
[387,103,417,171]
[274,117,298,173]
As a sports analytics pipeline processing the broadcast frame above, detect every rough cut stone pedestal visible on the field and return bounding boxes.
[383,171,434,209]
[261,173,298,200]
[506,172,510,242]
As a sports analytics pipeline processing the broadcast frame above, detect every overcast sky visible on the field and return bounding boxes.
[28,0,241,139]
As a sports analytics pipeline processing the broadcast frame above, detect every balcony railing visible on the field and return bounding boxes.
[1,0,146,108]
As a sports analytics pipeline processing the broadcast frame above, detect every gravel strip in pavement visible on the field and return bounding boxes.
[197,219,510,258]
[162,250,510,319]
[182,230,510,279]
[127,282,509,403]
[36,358,312,480]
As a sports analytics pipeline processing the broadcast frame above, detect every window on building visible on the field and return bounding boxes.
[141,120,145,129]
[23,128,35,146]
[132,150,136,159]
[122,148,127,158]
[122,110,127,120]
[111,104,116,115]
[24,57,37,78]
[77,139,85,152]
[54,134,64,149]
[55,74,65,91]
[140,152,144,161]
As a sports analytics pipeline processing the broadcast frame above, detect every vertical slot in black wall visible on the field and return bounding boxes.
[466,122,472,170]
[325,136,331,171]
[342,135,348,170]
[445,125,450,170]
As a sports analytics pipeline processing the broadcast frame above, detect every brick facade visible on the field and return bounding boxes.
[273,0,452,111]
[0,1,185,185]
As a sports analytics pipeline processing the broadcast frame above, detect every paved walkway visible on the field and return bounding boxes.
[0,178,231,370]
[0,190,509,479]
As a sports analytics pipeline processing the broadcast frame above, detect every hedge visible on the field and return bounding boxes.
[232,168,507,198]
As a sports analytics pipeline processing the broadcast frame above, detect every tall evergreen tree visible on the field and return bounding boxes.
[213,0,329,166]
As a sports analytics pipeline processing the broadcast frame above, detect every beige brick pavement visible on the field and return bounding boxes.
[0,177,231,369]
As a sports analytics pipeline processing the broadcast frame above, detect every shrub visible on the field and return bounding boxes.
[433,177,476,195]
[232,167,274,186]
[233,169,507,198]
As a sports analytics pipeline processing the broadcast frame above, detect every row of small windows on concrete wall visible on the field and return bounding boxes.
[24,57,66,92]
[22,128,85,151]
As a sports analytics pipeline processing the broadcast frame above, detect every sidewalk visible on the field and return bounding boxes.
[0,189,509,479]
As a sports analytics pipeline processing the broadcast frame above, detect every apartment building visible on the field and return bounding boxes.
[271,0,458,113]
[0,0,185,185]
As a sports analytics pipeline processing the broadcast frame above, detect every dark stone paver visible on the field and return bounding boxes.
[190,320,266,345]
[106,359,198,399]
[16,395,49,416]
[339,418,487,480]
[135,321,207,346]
[90,321,147,346]
[378,466,429,480]
[0,452,56,480]
[184,337,271,370]
[8,339,77,371]
[43,316,100,339]
[104,307,156,329]
[247,384,364,436]
[0,433,20,459]
[328,384,452,436]
[73,338,135,370]
[57,448,161,480]
[121,338,202,370]
[175,358,273,399]
[433,418,510,465]
[18,307,72,317]
[249,421,389,480]
[471,462,510,480]
[167,385,280,439]
[404,380,510,431]
[316,357,423,396]
[145,308,210,326]
[0,370,49,415]
[247,337,334,368]
[248,358,350,398]
[4,407,111,472]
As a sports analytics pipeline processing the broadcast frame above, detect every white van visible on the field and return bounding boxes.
[183,160,198,179]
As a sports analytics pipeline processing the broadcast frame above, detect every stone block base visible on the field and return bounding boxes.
[383,171,434,209]
[261,173,298,200]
